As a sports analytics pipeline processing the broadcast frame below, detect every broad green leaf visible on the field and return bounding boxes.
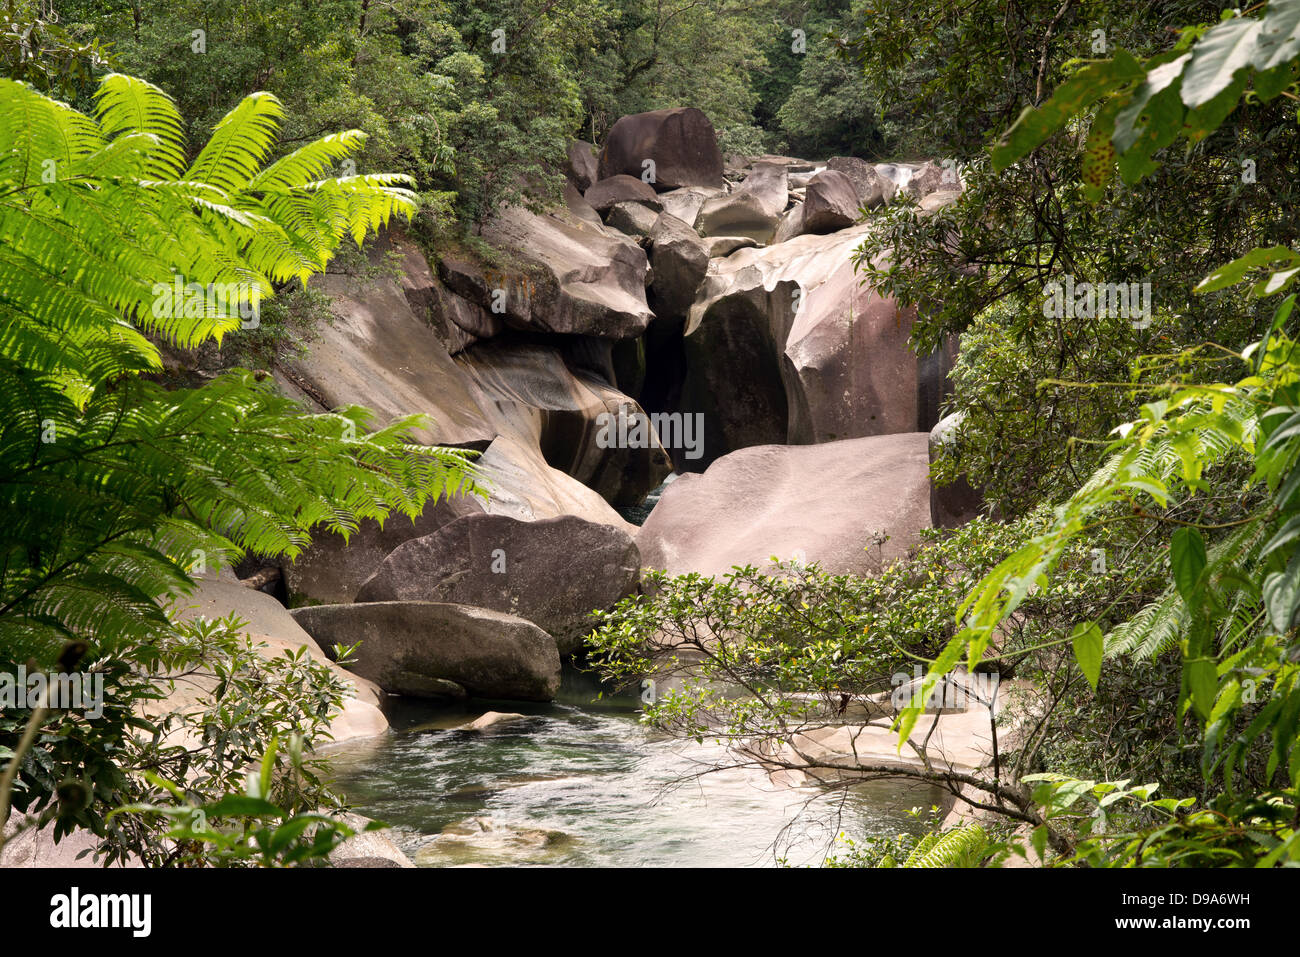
[1184,657,1218,721]
[1254,0,1300,72]
[1195,246,1300,293]
[202,795,282,819]
[1081,97,1122,201]
[1263,557,1300,632]
[1255,266,1300,298]
[1112,53,1191,153]
[1171,526,1208,606]
[1071,621,1104,690]
[1114,78,1188,182]
[1180,17,1263,108]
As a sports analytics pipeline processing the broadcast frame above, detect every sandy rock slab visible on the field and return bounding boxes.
[636,433,932,579]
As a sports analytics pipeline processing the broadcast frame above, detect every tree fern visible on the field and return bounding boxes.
[894,825,989,868]
[0,74,479,835]
[0,73,472,659]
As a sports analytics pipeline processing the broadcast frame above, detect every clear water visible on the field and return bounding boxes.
[614,473,677,526]
[326,668,943,867]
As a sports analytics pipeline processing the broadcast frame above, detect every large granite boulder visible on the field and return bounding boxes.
[929,411,984,528]
[454,339,672,506]
[921,189,963,213]
[439,203,655,339]
[473,434,637,529]
[635,433,932,578]
[658,186,723,229]
[649,212,709,319]
[438,223,644,355]
[278,224,659,606]
[563,181,604,228]
[284,493,485,606]
[606,200,660,238]
[704,236,759,258]
[826,157,888,209]
[772,206,803,244]
[583,175,662,215]
[285,253,497,449]
[385,231,498,355]
[597,107,725,190]
[696,162,789,242]
[290,602,562,702]
[906,160,957,200]
[356,514,640,656]
[681,224,936,466]
[565,139,599,191]
[799,169,860,234]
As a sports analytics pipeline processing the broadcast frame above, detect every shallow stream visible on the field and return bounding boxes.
[327,669,942,867]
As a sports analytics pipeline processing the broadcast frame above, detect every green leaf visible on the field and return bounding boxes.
[1179,17,1263,108]
[1195,246,1300,293]
[1170,527,1208,606]
[202,795,282,819]
[1262,515,1300,560]
[1112,53,1191,153]
[1254,0,1300,72]
[1071,622,1104,691]
[1030,824,1048,861]
[1263,558,1300,633]
[990,51,1144,170]
[1184,657,1219,722]
[1081,96,1124,201]
[257,736,278,800]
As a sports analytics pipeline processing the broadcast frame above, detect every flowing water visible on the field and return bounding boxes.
[327,668,944,867]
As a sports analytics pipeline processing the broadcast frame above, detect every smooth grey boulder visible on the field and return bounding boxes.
[566,139,599,191]
[356,514,641,656]
[563,181,604,227]
[287,239,497,449]
[597,107,725,190]
[584,175,663,214]
[439,203,654,339]
[635,434,932,578]
[921,189,962,213]
[682,224,932,467]
[291,602,562,702]
[453,338,672,507]
[704,236,759,258]
[800,169,860,234]
[826,157,887,209]
[697,162,789,242]
[649,212,709,318]
[772,206,803,244]
[907,160,958,200]
[606,200,660,238]
[658,186,722,229]
[386,231,498,355]
[285,492,485,605]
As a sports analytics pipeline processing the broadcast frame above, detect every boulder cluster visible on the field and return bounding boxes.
[230,106,974,713]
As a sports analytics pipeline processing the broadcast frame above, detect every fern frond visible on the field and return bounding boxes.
[185,91,285,195]
[93,73,186,179]
[902,825,988,867]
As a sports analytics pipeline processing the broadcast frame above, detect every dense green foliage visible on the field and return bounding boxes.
[42,0,918,230]
[0,69,476,864]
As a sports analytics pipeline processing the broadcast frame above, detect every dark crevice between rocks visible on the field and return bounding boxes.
[678,296,788,471]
